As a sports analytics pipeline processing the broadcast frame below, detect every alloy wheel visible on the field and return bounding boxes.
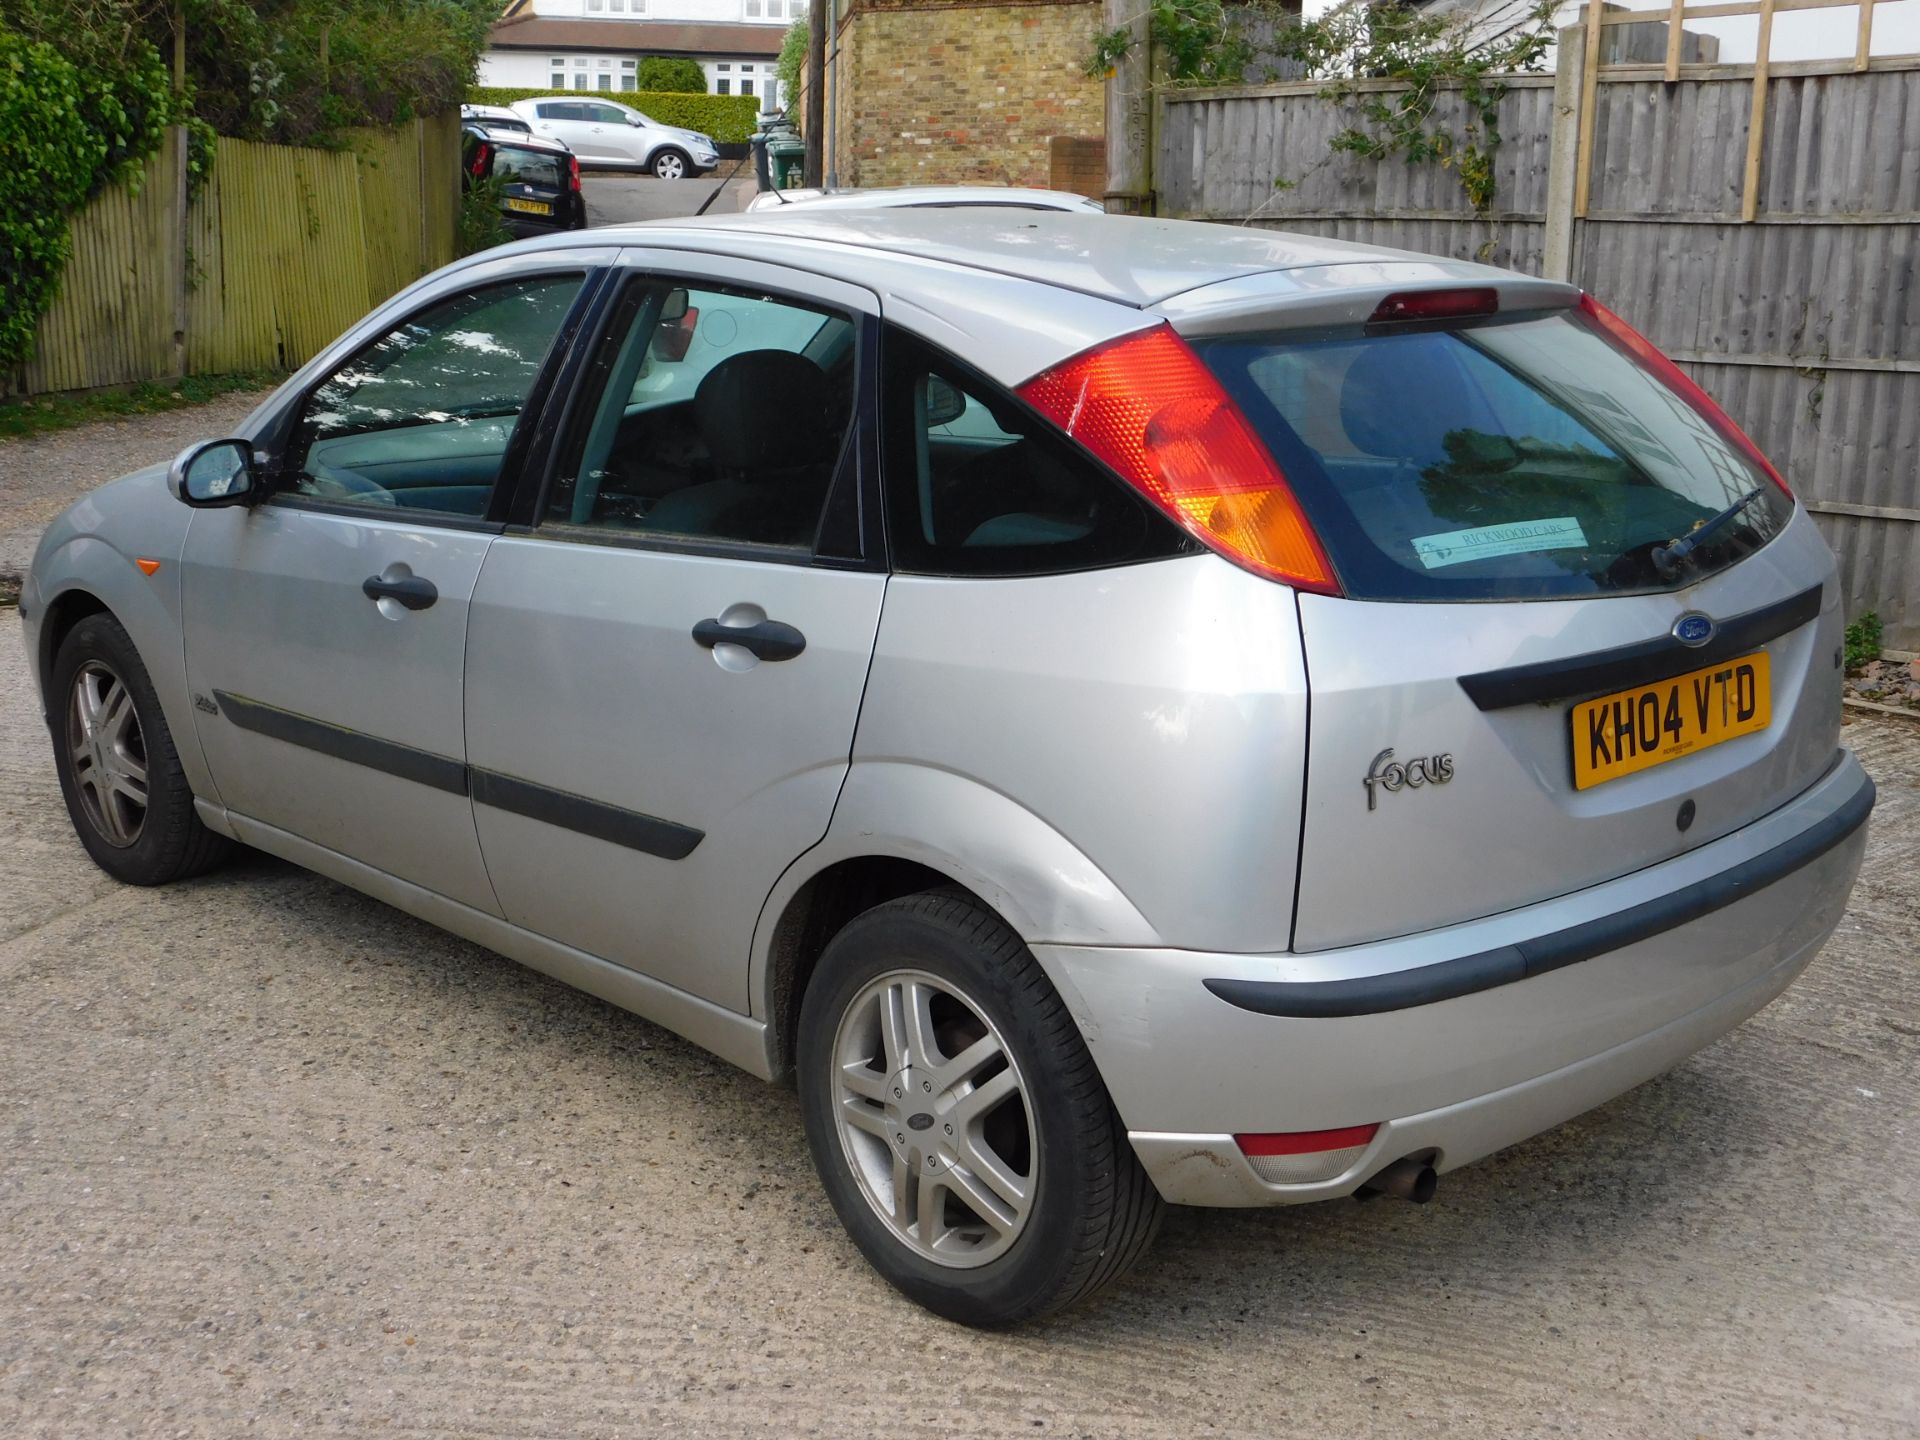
[66,661,148,848]
[830,968,1037,1268]
[656,152,686,180]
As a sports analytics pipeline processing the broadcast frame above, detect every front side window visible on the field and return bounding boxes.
[1193,308,1794,600]
[544,280,856,551]
[880,328,1191,576]
[284,276,582,517]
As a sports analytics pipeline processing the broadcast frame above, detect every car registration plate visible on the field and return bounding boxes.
[1571,651,1771,790]
[506,197,552,215]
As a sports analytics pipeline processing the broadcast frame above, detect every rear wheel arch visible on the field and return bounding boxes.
[762,855,995,1083]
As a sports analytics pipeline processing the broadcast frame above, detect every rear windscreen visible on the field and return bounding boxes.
[493,147,563,189]
[1192,309,1793,600]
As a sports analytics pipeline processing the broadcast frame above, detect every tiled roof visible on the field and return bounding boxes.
[489,14,786,58]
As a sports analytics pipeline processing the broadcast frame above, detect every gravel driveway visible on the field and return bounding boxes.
[2,406,1917,1437]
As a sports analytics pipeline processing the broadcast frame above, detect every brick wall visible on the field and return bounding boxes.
[833,0,1103,191]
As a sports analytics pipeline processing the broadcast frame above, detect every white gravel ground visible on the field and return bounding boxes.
[1,406,1916,1437]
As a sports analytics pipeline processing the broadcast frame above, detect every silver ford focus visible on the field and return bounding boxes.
[20,212,1873,1325]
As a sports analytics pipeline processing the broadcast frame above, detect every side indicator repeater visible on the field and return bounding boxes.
[135,558,162,576]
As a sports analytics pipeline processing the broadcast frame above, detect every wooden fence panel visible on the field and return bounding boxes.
[1157,53,1920,647]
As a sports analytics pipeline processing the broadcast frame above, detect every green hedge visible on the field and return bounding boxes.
[467,88,761,144]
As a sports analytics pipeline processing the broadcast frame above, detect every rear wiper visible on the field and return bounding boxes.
[1651,486,1768,579]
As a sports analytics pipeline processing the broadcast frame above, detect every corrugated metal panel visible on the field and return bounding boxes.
[18,117,460,396]
[14,140,178,395]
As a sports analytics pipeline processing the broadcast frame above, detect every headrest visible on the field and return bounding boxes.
[1338,342,1485,461]
[694,350,839,472]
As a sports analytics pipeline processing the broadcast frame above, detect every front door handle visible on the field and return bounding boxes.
[363,573,438,611]
[692,616,806,662]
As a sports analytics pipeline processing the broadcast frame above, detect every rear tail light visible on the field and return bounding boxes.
[469,142,490,178]
[1016,326,1340,594]
[1578,293,1791,496]
[1368,287,1499,326]
[568,154,581,192]
[1235,1125,1380,1185]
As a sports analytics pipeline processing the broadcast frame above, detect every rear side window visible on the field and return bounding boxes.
[1192,310,1793,600]
[880,328,1192,576]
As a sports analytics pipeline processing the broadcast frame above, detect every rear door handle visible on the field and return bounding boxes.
[363,573,438,611]
[692,616,806,662]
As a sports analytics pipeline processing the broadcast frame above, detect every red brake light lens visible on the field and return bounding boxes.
[1016,326,1339,593]
[1368,287,1499,325]
[1235,1125,1379,1157]
[569,154,581,192]
[1577,293,1790,496]
[469,142,490,178]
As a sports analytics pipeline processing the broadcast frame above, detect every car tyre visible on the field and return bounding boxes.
[650,148,689,181]
[797,889,1162,1326]
[49,613,232,886]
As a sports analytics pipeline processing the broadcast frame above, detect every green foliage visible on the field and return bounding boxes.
[0,368,282,440]
[467,87,763,144]
[636,56,707,94]
[1844,612,1884,672]
[175,0,497,147]
[1270,0,1557,214]
[775,17,807,113]
[458,172,510,257]
[0,20,178,366]
[1086,0,1558,213]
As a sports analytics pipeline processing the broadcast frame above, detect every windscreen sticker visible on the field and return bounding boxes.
[1410,516,1589,570]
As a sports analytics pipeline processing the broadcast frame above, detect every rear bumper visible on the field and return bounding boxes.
[1034,751,1872,1207]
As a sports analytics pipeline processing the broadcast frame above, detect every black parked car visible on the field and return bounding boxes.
[461,126,587,239]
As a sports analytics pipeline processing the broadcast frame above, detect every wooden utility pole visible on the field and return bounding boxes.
[804,0,827,187]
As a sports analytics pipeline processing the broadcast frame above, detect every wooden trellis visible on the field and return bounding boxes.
[1575,0,1908,222]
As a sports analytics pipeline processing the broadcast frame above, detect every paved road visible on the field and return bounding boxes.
[2,407,1917,1437]
[582,172,759,227]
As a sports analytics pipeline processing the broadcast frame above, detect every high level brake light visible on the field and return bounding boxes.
[1367,286,1499,325]
[1578,293,1792,496]
[1016,325,1340,594]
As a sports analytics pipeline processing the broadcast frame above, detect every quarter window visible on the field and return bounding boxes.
[283,276,583,518]
[545,279,856,551]
[880,328,1191,575]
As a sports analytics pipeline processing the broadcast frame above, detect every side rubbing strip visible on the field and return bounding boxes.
[469,769,703,861]
[1204,767,1874,1019]
[1458,583,1823,711]
[212,692,703,860]
[213,691,469,795]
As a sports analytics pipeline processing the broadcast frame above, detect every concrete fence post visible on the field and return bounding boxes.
[1543,24,1585,283]
[1103,0,1155,213]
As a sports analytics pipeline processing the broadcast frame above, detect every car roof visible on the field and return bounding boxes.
[583,209,1444,308]
[471,127,571,155]
[751,185,1103,214]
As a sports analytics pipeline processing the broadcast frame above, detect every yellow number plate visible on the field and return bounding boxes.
[506,197,552,215]
[1571,651,1771,790]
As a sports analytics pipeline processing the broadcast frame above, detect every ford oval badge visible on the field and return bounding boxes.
[1673,612,1715,647]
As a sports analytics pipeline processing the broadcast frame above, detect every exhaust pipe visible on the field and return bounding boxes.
[1358,1157,1437,1204]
